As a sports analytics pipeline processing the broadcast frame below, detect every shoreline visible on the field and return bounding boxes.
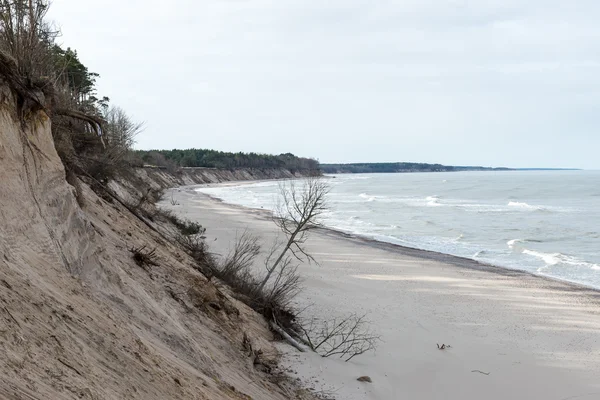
[168,182,600,400]
[184,183,600,296]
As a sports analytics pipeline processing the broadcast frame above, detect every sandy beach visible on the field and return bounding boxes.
[162,184,600,400]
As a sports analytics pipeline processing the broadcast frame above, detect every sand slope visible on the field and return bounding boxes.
[0,87,310,399]
[166,186,600,400]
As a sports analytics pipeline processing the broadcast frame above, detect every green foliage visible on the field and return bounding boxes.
[53,46,95,96]
[52,44,110,111]
[135,148,319,172]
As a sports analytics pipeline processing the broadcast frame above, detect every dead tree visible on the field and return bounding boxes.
[0,0,56,81]
[257,177,329,292]
[299,313,381,362]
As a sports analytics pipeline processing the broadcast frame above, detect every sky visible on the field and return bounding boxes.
[48,1,600,169]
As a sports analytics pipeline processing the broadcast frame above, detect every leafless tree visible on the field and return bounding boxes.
[257,177,329,291]
[198,180,379,363]
[0,0,56,81]
[220,230,261,281]
[300,313,381,362]
[103,105,144,150]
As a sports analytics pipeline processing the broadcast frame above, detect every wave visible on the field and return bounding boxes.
[358,193,376,202]
[507,201,547,211]
[195,176,600,288]
[507,238,525,250]
[523,249,562,265]
[426,195,441,207]
[507,238,546,250]
[522,249,600,270]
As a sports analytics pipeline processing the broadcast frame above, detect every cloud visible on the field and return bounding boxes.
[48,0,600,168]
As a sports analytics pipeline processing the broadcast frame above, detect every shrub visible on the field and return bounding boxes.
[157,209,205,236]
[130,245,159,270]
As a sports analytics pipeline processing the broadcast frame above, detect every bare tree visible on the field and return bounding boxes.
[103,105,144,150]
[257,177,329,292]
[193,179,379,363]
[220,230,261,282]
[300,313,381,362]
[0,0,56,81]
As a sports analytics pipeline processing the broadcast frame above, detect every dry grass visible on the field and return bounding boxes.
[207,232,302,335]
[129,245,159,271]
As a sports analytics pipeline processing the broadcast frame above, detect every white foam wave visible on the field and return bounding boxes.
[507,238,524,250]
[426,195,441,207]
[359,193,376,202]
[523,249,600,270]
[507,201,546,211]
[523,249,561,265]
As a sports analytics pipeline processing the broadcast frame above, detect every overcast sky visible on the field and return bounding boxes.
[48,1,599,169]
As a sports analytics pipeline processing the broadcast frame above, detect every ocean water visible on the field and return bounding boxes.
[196,171,600,289]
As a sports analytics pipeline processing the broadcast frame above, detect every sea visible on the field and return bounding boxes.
[196,170,600,289]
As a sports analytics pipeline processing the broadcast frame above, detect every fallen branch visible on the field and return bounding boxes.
[300,313,380,361]
[270,321,305,353]
[471,370,490,375]
[291,330,313,348]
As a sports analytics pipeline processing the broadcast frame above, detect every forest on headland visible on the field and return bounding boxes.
[135,150,521,175]
[135,149,320,172]
[320,162,513,174]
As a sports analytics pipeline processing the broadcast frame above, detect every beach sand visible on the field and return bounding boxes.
[163,185,600,400]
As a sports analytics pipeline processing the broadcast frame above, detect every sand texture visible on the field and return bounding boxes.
[164,185,600,400]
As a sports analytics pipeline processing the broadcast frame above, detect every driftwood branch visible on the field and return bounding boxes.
[471,370,490,375]
[270,321,305,353]
[300,313,381,362]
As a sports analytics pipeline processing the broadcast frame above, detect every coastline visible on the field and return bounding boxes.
[165,182,600,400]
[185,183,600,295]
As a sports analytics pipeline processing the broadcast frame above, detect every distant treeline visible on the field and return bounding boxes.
[135,149,320,172]
[320,163,513,174]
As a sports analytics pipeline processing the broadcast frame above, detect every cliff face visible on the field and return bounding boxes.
[0,88,100,280]
[135,166,310,190]
[0,86,308,399]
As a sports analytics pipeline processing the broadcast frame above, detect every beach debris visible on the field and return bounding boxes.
[471,370,490,375]
[300,313,381,361]
[270,321,306,353]
[357,376,372,383]
[437,343,451,350]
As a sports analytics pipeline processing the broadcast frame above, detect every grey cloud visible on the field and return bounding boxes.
[48,0,600,168]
